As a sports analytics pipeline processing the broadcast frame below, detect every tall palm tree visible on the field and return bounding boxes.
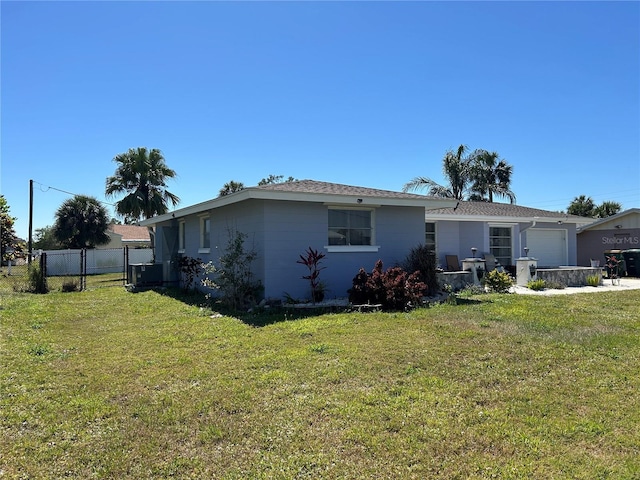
[106,147,180,222]
[567,195,595,217]
[468,150,516,204]
[53,195,110,249]
[402,145,471,200]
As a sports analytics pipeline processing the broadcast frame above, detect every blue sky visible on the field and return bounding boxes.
[2,1,639,240]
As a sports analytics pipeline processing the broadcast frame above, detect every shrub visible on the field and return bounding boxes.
[27,262,48,294]
[297,247,327,303]
[61,279,81,292]
[402,244,437,295]
[484,269,513,293]
[527,278,546,291]
[202,228,263,310]
[586,275,600,287]
[348,260,427,311]
[178,255,203,291]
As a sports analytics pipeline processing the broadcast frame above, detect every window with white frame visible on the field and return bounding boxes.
[490,226,512,266]
[425,222,436,252]
[178,220,186,253]
[199,216,210,253]
[328,208,373,246]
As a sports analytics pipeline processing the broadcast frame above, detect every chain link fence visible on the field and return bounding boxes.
[0,247,154,293]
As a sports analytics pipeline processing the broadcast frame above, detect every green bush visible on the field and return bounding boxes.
[18,262,49,294]
[402,244,438,295]
[484,269,513,293]
[586,275,600,287]
[527,278,546,291]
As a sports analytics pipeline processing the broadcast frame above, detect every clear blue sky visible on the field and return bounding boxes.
[2,1,639,241]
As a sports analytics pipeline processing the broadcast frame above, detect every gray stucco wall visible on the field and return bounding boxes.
[155,199,427,301]
[577,229,640,266]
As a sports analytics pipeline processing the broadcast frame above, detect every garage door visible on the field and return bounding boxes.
[526,229,567,267]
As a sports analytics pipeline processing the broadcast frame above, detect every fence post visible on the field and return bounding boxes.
[40,252,47,277]
[80,249,85,291]
[124,246,129,285]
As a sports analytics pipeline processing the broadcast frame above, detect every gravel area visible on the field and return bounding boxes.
[511,277,640,295]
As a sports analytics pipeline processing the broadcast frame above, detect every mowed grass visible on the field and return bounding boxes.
[1,287,639,479]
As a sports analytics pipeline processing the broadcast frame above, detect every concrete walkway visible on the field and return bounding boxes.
[511,277,640,295]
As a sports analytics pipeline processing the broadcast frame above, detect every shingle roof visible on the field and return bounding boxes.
[427,201,593,224]
[109,224,151,242]
[257,179,436,200]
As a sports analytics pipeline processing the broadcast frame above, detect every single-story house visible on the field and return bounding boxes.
[424,202,595,270]
[139,180,457,300]
[105,224,153,249]
[577,208,640,267]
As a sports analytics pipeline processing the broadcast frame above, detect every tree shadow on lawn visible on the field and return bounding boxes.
[152,287,336,327]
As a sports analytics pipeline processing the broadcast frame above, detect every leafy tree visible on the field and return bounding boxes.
[53,195,111,249]
[403,145,472,200]
[594,201,622,218]
[33,225,62,250]
[218,181,245,197]
[258,174,297,186]
[567,195,596,217]
[468,150,516,203]
[0,195,23,262]
[106,147,180,222]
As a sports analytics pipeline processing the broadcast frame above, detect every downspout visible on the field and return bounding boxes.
[519,219,537,258]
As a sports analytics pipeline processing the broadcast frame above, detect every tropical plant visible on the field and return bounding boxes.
[218,181,245,197]
[348,260,427,310]
[468,150,516,203]
[177,256,204,291]
[106,147,180,222]
[297,247,327,303]
[53,195,110,249]
[403,144,472,200]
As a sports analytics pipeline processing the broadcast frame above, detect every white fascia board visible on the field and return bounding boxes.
[426,214,590,225]
[140,189,457,226]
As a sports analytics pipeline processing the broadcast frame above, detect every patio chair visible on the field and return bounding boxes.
[483,254,497,272]
[445,255,460,271]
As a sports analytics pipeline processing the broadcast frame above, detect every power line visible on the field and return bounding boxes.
[32,180,118,208]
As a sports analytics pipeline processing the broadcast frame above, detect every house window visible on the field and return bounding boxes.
[199,216,210,253]
[328,209,373,246]
[490,226,512,266]
[425,222,436,252]
[178,220,185,253]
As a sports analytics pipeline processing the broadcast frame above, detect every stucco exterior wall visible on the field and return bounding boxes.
[577,229,640,266]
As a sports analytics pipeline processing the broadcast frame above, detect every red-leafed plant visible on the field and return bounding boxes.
[297,247,327,303]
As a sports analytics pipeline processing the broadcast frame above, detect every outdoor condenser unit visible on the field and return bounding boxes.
[129,263,163,287]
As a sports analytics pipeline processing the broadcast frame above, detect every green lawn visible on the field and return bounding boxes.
[1,287,639,479]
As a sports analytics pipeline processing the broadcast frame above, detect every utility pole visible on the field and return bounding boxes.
[28,179,33,264]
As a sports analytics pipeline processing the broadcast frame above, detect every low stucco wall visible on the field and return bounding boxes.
[536,267,602,287]
[437,271,474,291]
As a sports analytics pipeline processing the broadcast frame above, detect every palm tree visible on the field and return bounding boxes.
[218,180,245,197]
[567,195,595,217]
[53,195,110,249]
[403,145,471,200]
[106,147,180,222]
[594,201,622,218]
[468,150,516,203]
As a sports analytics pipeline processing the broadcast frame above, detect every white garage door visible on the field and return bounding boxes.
[527,229,567,267]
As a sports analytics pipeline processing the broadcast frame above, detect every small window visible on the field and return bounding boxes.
[425,222,436,253]
[490,226,512,266]
[199,216,210,253]
[178,220,186,253]
[328,209,372,246]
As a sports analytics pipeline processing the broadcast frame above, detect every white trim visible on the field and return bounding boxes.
[325,245,380,253]
[198,248,211,254]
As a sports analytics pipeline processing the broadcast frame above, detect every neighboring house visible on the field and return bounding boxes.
[425,202,595,269]
[105,224,153,249]
[139,180,457,300]
[577,208,640,266]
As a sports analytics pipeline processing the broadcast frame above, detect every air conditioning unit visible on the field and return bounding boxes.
[129,263,163,287]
